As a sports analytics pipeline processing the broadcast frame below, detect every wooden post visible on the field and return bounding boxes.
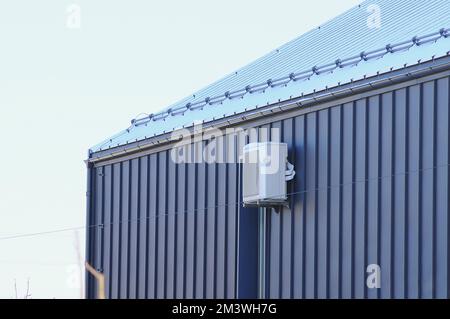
[85,262,106,299]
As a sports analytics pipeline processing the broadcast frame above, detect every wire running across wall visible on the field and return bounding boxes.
[0,161,449,242]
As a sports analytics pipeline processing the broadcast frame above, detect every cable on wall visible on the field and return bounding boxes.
[0,161,449,242]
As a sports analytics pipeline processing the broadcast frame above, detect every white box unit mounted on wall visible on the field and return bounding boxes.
[242,142,295,207]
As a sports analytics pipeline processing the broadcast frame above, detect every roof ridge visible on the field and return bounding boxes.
[130,27,449,128]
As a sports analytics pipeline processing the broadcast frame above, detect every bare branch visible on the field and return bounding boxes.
[14,279,17,299]
[85,262,105,299]
[24,278,32,299]
[73,230,84,299]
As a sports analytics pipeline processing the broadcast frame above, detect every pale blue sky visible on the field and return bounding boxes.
[0,0,362,298]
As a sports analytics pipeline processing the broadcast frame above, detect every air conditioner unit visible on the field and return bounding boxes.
[242,142,295,207]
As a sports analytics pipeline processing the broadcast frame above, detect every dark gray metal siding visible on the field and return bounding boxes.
[87,75,450,299]
[261,76,450,299]
[86,145,243,299]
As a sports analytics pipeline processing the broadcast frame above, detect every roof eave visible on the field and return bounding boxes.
[87,53,450,165]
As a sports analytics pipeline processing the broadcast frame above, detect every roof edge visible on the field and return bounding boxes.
[88,54,450,164]
[130,28,450,127]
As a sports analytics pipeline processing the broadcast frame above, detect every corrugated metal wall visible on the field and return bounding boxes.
[86,144,245,299]
[87,75,450,299]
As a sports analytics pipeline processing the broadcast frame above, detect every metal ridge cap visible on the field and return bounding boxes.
[88,54,450,162]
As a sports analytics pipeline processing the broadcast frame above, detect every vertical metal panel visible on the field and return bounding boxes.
[147,154,157,298]
[317,109,329,299]
[94,166,104,275]
[195,142,206,298]
[380,92,394,299]
[236,129,259,299]
[103,165,112,299]
[421,81,435,298]
[128,159,139,298]
[265,123,281,299]
[393,87,407,298]
[354,98,367,298]
[435,77,449,298]
[407,84,420,298]
[175,149,187,298]
[341,102,354,298]
[328,107,341,298]
[226,140,238,299]
[282,118,294,299]
[87,75,450,299]
[166,152,176,298]
[120,161,130,299]
[205,151,217,298]
[216,136,227,298]
[185,144,196,298]
[138,156,148,298]
[85,164,94,299]
[111,163,121,298]
[305,113,317,298]
[291,115,306,298]
[156,152,167,298]
[367,95,380,300]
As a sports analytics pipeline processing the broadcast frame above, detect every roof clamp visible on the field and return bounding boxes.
[289,72,296,81]
[385,44,394,54]
[441,28,449,38]
[290,70,313,82]
[311,66,319,75]
[360,51,368,61]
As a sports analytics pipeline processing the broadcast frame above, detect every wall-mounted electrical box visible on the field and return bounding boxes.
[242,142,295,207]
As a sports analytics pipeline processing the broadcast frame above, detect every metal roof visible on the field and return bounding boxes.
[90,0,450,154]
